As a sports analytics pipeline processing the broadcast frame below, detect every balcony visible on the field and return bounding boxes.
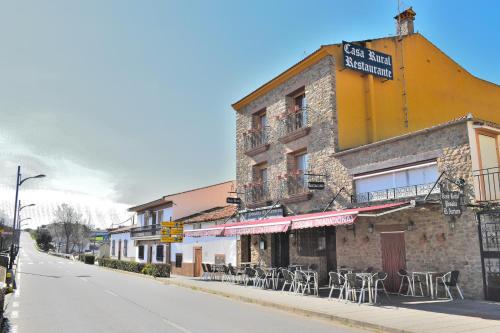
[279,172,312,204]
[131,224,161,239]
[473,167,500,202]
[243,127,270,157]
[355,183,440,204]
[244,181,271,208]
[277,107,310,144]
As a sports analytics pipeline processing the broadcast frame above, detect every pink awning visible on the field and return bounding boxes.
[184,226,224,237]
[184,202,411,237]
[291,201,411,230]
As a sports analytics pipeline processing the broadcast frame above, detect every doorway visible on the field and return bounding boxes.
[118,240,122,260]
[271,233,289,268]
[325,227,337,274]
[478,211,500,301]
[241,235,252,263]
[193,247,202,277]
[147,245,153,264]
[381,232,406,292]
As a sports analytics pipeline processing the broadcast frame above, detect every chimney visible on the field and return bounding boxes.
[394,7,416,36]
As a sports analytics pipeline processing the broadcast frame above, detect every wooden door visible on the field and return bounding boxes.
[241,235,251,263]
[118,240,122,260]
[194,247,202,277]
[381,232,406,292]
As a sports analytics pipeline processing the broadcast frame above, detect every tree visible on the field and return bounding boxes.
[52,203,83,254]
[35,228,52,251]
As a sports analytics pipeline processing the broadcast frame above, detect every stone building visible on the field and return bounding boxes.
[220,9,500,299]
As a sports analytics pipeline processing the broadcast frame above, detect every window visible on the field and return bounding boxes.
[156,245,164,262]
[193,223,202,230]
[175,253,183,268]
[123,239,128,257]
[252,109,267,129]
[295,152,309,173]
[111,240,115,256]
[354,162,439,202]
[297,229,325,257]
[138,245,144,260]
[157,210,164,225]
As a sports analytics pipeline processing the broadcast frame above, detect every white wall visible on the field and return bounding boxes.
[110,232,134,261]
[135,241,168,264]
[171,222,237,265]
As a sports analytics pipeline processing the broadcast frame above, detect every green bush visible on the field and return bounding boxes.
[84,255,95,265]
[98,258,169,277]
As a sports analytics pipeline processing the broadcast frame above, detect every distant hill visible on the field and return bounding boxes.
[0,188,131,229]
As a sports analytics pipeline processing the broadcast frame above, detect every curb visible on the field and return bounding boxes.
[161,278,402,333]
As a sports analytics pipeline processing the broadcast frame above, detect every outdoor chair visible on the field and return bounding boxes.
[294,270,312,295]
[397,269,414,295]
[206,263,215,280]
[221,265,230,282]
[412,273,425,297]
[435,270,464,300]
[281,269,295,292]
[244,267,256,286]
[345,273,364,303]
[201,263,210,280]
[328,272,345,300]
[365,266,374,273]
[372,272,390,303]
[254,267,271,288]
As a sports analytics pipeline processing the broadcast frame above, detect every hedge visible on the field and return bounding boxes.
[78,254,96,265]
[98,258,170,278]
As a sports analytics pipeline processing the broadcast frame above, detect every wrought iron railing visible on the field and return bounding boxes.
[355,182,440,203]
[243,126,269,152]
[280,173,309,197]
[473,167,500,202]
[244,181,270,205]
[278,107,309,138]
[131,224,161,238]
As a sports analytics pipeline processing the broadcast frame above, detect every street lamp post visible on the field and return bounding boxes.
[10,166,45,269]
[17,202,35,244]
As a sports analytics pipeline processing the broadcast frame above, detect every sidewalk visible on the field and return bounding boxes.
[160,275,500,333]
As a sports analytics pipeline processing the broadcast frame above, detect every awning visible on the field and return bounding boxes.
[184,201,413,237]
[223,218,291,236]
[184,226,225,237]
[290,201,411,230]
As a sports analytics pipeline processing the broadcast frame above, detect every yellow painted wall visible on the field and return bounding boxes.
[334,34,500,150]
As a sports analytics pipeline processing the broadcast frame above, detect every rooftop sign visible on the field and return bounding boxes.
[343,41,393,80]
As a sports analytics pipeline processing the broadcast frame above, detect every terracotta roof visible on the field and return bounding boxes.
[109,225,135,234]
[180,206,237,224]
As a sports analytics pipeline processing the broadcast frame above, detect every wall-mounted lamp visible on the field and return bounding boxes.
[367,223,374,234]
[259,237,267,250]
[407,220,415,232]
[346,224,356,237]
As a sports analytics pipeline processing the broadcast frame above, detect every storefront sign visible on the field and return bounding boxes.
[308,181,325,190]
[226,197,242,205]
[161,227,183,235]
[239,206,284,221]
[343,41,393,80]
[441,191,462,216]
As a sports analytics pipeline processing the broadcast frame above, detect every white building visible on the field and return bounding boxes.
[174,206,237,276]
[109,226,135,261]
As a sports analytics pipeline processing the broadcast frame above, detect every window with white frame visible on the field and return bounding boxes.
[354,162,439,203]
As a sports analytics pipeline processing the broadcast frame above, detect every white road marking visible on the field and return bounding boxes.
[27,262,33,265]
[11,325,17,333]
[58,261,64,264]
[105,290,117,297]
[162,318,193,333]
[13,301,19,308]
[11,310,18,319]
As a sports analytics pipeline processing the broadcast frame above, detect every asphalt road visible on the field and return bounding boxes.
[4,233,366,333]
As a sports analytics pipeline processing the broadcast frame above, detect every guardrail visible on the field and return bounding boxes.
[473,167,500,202]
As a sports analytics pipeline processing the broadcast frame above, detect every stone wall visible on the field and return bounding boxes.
[336,206,483,299]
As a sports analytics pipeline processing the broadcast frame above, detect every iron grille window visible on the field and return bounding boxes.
[138,245,144,260]
[111,240,115,256]
[123,239,128,257]
[297,229,325,257]
[175,253,183,268]
[156,245,164,262]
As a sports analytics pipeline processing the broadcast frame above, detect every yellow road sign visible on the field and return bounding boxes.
[161,221,184,228]
[161,227,183,235]
[161,236,183,243]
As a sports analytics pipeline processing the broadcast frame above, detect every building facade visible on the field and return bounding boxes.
[225,9,500,299]
[109,226,135,261]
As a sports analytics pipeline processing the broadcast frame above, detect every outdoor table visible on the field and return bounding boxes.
[337,267,354,274]
[264,267,278,290]
[288,264,303,271]
[299,269,319,296]
[412,271,438,299]
[355,272,374,304]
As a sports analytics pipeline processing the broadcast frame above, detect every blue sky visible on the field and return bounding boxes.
[0,0,498,205]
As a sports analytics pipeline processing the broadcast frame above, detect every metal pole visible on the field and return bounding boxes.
[10,166,21,269]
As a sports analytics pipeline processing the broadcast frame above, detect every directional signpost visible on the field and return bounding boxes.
[160,221,184,243]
